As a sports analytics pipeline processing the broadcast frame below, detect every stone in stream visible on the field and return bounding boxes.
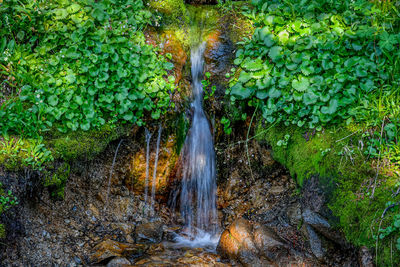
[90,239,147,264]
[217,218,287,266]
[135,221,164,244]
[106,257,131,267]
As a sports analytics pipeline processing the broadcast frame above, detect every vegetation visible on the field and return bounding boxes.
[224,0,399,265]
[0,183,18,238]
[1,0,399,265]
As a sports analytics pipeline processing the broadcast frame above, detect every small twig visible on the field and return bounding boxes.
[371,117,386,199]
[375,201,400,266]
[227,120,279,149]
[246,105,258,182]
[335,129,360,143]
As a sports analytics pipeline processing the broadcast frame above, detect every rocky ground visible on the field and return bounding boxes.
[0,132,373,266]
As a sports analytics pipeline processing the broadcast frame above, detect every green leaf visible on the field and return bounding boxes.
[65,74,76,84]
[67,4,81,14]
[231,83,252,99]
[243,58,263,71]
[92,8,105,22]
[81,121,90,131]
[256,90,269,99]
[303,92,318,105]
[292,76,310,92]
[264,34,275,47]
[268,46,282,62]
[54,9,68,20]
[278,30,289,44]
[238,72,252,83]
[321,99,338,115]
[48,96,59,107]
[74,96,83,105]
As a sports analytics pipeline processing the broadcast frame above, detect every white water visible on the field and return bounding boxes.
[143,128,152,214]
[150,124,162,213]
[172,43,219,249]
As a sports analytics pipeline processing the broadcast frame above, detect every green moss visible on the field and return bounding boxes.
[148,0,188,23]
[175,112,189,153]
[44,124,129,161]
[0,224,5,239]
[256,122,400,265]
[43,163,71,199]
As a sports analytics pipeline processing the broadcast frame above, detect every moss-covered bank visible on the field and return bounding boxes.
[256,122,400,265]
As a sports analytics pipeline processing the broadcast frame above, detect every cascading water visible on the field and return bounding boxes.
[172,43,219,249]
[150,124,162,212]
[143,128,152,215]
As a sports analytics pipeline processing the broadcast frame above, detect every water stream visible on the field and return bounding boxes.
[143,128,152,214]
[150,124,162,213]
[172,42,219,249]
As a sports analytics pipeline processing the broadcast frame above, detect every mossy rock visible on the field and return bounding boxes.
[147,0,188,23]
[256,121,400,266]
[44,124,130,162]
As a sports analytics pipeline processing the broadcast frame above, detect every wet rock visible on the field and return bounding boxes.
[302,209,330,229]
[135,221,164,244]
[217,218,259,265]
[106,257,131,267]
[359,246,374,267]
[218,218,288,266]
[305,225,325,261]
[90,239,147,264]
[286,202,302,226]
[252,223,288,261]
[303,209,346,246]
[127,134,178,200]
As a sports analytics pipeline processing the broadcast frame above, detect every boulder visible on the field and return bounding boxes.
[135,221,164,244]
[305,225,325,261]
[106,257,131,267]
[303,209,346,246]
[217,218,287,266]
[90,239,147,264]
[252,223,288,261]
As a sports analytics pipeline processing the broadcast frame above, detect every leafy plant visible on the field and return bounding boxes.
[202,72,216,100]
[228,0,399,129]
[0,0,175,138]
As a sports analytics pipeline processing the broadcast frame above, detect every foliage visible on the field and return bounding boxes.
[44,163,70,199]
[0,183,18,238]
[0,0,175,139]
[0,136,53,170]
[202,72,216,100]
[227,0,399,129]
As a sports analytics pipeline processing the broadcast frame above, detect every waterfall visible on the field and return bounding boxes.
[150,124,162,213]
[172,42,219,249]
[143,128,152,214]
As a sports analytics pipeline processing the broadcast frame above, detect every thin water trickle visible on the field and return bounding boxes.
[172,42,219,249]
[144,128,152,214]
[104,139,124,212]
[150,124,162,213]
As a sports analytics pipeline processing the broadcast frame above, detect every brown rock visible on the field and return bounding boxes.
[135,221,164,244]
[252,223,288,261]
[106,257,131,267]
[127,134,178,200]
[90,239,147,264]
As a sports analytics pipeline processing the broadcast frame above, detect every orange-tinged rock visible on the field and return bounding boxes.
[205,30,222,66]
[90,239,147,264]
[161,31,187,84]
[126,134,178,200]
